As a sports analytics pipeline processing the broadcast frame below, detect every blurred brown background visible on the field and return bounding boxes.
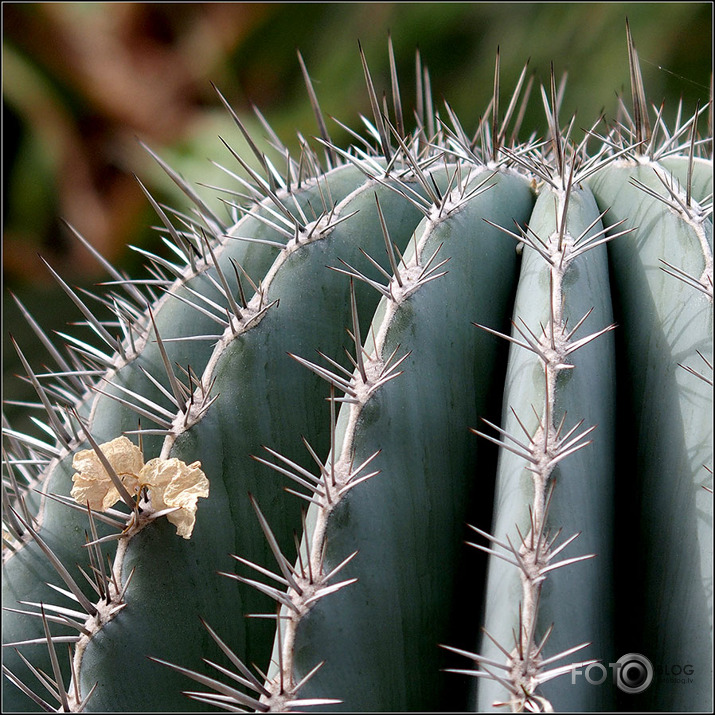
[3,2,712,433]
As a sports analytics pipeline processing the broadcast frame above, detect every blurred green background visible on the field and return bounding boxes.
[2,2,712,436]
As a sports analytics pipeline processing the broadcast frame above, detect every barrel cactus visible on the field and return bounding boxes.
[2,24,712,713]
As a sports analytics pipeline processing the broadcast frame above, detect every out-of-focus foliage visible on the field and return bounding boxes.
[2,2,712,433]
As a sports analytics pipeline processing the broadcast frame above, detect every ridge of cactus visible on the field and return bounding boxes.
[3,21,712,714]
[247,166,534,712]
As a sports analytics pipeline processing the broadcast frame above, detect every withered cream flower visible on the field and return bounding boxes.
[140,458,209,539]
[71,436,143,511]
[71,436,209,538]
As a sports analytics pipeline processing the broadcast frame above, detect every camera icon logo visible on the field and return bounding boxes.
[614,653,653,694]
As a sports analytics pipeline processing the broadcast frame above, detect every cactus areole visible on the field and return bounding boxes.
[2,25,712,714]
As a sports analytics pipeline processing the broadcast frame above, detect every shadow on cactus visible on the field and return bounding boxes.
[2,23,712,713]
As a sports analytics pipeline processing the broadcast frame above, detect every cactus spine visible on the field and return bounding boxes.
[3,26,712,713]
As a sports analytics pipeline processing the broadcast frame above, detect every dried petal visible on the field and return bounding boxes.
[140,458,209,538]
[71,436,143,511]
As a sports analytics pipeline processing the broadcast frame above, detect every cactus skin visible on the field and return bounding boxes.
[587,161,712,712]
[475,182,618,712]
[270,169,534,712]
[76,177,430,712]
[2,29,712,714]
[2,161,375,713]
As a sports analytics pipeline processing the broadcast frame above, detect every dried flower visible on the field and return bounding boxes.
[71,437,209,538]
[140,458,209,538]
[70,436,143,511]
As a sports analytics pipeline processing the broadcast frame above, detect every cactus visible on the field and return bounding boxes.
[2,25,712,714]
